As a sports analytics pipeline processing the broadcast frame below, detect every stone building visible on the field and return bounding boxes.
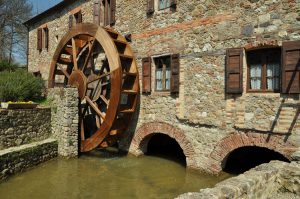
[24,0,300,174]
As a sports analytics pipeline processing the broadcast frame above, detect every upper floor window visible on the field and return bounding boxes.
[226,41,300,95]
[93,0,116,27]
[154,55,171,91]
[247,48,281,92]
[69,10,82,29]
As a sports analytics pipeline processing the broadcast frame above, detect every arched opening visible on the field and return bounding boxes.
[223,146,290,174]
[145,134,187,166]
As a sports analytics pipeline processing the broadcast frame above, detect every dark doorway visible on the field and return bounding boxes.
[146,134,186,166]
[223,146,290,174]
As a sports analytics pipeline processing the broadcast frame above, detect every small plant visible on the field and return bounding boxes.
[0,70,44,102]
[0,60,18,72]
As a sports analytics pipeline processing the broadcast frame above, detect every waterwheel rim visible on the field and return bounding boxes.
[48,23,139,152]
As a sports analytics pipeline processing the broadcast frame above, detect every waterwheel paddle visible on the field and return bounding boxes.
[48,23,139,152]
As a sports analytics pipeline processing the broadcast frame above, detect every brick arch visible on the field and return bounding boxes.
[209,132,296,174]
[129,121,198,170]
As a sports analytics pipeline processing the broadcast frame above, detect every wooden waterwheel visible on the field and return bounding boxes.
[48,23,139,152]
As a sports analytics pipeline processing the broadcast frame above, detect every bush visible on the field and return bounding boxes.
[0,60,18,72]
[0,70,44,102]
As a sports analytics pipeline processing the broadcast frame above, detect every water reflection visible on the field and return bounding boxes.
[0,150,232,199]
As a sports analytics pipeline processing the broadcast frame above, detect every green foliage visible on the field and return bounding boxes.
[0,70,44,102]
[0,60,18,72]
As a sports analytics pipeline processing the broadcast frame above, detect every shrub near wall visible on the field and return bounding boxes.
[0,70,44,102]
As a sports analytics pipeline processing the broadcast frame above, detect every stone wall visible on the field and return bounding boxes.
[177,160,300,199]
[0,108,51,150]
[48,87,79,158]
[26,0,300,173]
[0,138,58,181]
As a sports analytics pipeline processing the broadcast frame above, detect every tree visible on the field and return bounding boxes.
[0,0,32,64]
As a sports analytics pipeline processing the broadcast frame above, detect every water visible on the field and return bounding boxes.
[0,150,231,199]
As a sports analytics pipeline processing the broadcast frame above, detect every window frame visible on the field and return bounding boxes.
[153,54,172,92]
[246,47,281,93]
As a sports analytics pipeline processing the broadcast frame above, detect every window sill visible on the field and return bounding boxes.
[247,90,280,93]
[152,91,171,96]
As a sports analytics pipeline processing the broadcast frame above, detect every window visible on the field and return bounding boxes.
[226,41,300,95]
[74,11,82,24]
[69,10,82,29]
[93,0,116,27]
[247,48,281,92]
[158,0,170,10]
[142,54,179,94]
[154,55,171,91]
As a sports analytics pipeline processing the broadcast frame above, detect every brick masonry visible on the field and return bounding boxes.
[26,0,300,173]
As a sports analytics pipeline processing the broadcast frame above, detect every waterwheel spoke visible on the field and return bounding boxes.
[87,72,112,84]
[99,95,109,105]
[82,39,96,72]
[72,38,78,70]
[80,120,85,140]
[57,64,70,79]
[85,96,105,120]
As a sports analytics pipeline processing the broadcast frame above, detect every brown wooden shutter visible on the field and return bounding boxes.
[93,1,100,25]
[226,48,243,94]
[37,28,42,51]
[282,40,300,94]
[171,54,180,93]
[147,0,154,15]
[110,0,116,25]
[170,0,177,11]
[69,15,73,29]
[44,28,49,50]
[142,57,151,93]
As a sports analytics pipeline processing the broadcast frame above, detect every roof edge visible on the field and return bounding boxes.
[23,0,75,26]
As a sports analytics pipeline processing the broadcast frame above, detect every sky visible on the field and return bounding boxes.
[28,0,62,16]
[15,0,62,64]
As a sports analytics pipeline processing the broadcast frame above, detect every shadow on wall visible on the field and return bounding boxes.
[118,93,141,152]
[222,146,290,175]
